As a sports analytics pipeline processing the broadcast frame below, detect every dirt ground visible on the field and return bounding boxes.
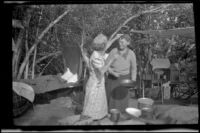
[13,88,198,126]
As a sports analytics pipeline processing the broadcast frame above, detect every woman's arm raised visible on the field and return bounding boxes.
[104,34,123,51]
[79,45,90,68]
[100,53,119,74]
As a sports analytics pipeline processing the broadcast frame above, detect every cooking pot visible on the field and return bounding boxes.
[120,79,136,87]
[110,109,120,124]
[141,107,154,120]
[137,98,154,110]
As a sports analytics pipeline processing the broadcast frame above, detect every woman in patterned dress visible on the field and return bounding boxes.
[77,33,122,124]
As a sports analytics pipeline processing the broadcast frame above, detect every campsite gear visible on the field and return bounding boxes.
[150,59,170,71]
[23,75,82,94]
[120,79,136,87]
[110,109,120,124]
[13,82,35,103]
[120,79,139,98]
[152,69,165,103]
[151,59,171,104]
[106,74,131,113]
[156,69,164,103]
[13,90,32,117]
[13,82,35,102]
[140,107,154,120]
[126,107,165,125]
[125,107,141,118]
[137,97,154,110]
[163,81,171,99]
[61,68,73,81]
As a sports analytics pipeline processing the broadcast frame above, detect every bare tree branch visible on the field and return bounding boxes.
[38,56,56,76]
[36,51,62,64]
[79,30,90,68]
[129,27,195,38]
[106,4,172,51]
[32,8,43,79]
[17,9,71,79]
[77,18,90,68]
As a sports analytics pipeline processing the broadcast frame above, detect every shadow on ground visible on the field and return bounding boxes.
[13,86,84,126]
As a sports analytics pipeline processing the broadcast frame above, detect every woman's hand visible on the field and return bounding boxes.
[115,33,123,39]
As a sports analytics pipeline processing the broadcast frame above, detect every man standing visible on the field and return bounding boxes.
[105,34,137,119]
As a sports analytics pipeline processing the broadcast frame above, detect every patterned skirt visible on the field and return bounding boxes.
[82,76,108,120]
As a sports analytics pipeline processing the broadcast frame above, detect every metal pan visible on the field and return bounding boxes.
[120,79,135,87]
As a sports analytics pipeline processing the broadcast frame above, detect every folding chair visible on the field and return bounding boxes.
[152,69,164,104]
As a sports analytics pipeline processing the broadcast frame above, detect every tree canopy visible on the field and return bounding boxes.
[12,4,196,80]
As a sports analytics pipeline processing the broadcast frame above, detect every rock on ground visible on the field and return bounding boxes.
[154,105,198,124]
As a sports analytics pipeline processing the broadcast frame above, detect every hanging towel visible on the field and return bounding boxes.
[61,68,73,81]
[151,58,170,71]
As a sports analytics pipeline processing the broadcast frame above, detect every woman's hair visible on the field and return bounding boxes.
[120,34,131,43]
[92,33,107,51]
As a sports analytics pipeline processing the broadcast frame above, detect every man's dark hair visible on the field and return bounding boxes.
[120,34,131,42]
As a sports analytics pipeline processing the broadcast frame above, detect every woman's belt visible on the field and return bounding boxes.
[107,73,131,80]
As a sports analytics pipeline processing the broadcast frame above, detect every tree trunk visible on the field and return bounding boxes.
[32,47,37,79]
[17,9,70,79]
[12,31,24,79]
[12,38,17,79]
[12,7,34,80]
[55,25,66,72]
[24,29,29,79]
[24,59,29,79]
[24,9,33,79]
[32,8,43,79]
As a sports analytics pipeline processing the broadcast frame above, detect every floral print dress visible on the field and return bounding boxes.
[82,51,108,120]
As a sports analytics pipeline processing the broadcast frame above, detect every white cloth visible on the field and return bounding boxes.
[13,82,35,102]
[61,68,73,81]
[67,73,78,83]
[61,68,78,83]
[151,58,171,71]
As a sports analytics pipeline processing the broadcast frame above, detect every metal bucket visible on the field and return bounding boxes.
[141,107,154,120]
[137,98,154,110]
[110,109,120,124]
